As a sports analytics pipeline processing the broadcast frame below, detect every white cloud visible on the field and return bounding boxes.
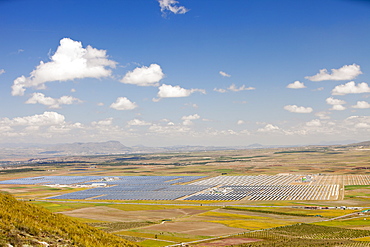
[120,64,164,86]
[228,84,255,92]
[71,88,76,93]
[127,119,151,126]
[305,64,362,81]
[181,114,200,120]
[237,120,245,125]
[0,69,5,75]
[149,124,190,134]
[181,114,200,126]
[11,38,117,96]
[156,84,205,99]
[213,88,227,93]
[326,97,346,105]
[110,97,138,110]
[92,118,113,126]
[0,111,65,126]
[355,123,370,129]
[286,81,306,89]
[257,124,280,132]
[219,71,231,77]
[214,84,255,93]
[158,0,189,15]
[284,105,313,113]
[331,104,346,111]
[306,119,322,127]
[326,97,347,110]
[25,93,82,108]
[315,111,331,120]
[332,81,370,95]
[352,101,370,109]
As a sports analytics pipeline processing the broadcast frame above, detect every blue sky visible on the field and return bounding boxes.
[1,0,370,146]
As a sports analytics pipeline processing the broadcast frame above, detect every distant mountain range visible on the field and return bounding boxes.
[0,140,367,158]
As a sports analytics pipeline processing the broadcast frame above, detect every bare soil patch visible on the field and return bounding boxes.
[194,238,262,246]
[142,221,245,236]
[60,206,206,222]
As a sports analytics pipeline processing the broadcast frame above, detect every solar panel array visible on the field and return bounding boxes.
[0,175,102,185]
[189,175,302,186]
[185,185,339,201]
[0,174,363,201]
[0,175,205,200]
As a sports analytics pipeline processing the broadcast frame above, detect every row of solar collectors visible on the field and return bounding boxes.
[185,185,338,201]
[49,185,210,200]
[190,175,302,186]
[0,175,205,185]
[249,195,289,200]
[96,176,205,185]
[184,194,248,201]
[343,175,370,185]
[97,184,210,192]
[0,176,103,185]
[96,191,197,200]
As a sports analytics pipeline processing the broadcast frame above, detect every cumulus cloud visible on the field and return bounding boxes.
[25,93,82,108]
[326,97,346,105]
[182,114,200,120]
[92,118,113,126]
[352,101,370,109]
[315,111,331,120]
[257,124,280,132]
[120,64,164,86]
[332,81,370,95]
[158,0,189,15]
[237,120,245,125]
[214,83,255,93]
[127,119,151,126]
[284,105,313,113]
[11,38,117,96]
[110,97,138,110]
[286,81,306,89]
[306,119,322,127]
[325,97,346,111]
[0,69,5,75]
[305,64,362,81]
[0,111,65,126]
[181,114,200,126]
[156,84,205,99]
[219,71,231,77]
[331,104,346,111]
[355,123,370,129]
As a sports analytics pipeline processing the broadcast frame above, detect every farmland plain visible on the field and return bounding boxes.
[1,144,370,246]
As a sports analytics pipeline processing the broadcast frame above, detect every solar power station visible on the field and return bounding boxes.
[1,174,369,201]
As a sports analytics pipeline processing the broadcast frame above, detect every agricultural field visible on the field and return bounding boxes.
[0,144,370,246]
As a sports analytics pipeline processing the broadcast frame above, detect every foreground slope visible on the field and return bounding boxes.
[0,191,138,247]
